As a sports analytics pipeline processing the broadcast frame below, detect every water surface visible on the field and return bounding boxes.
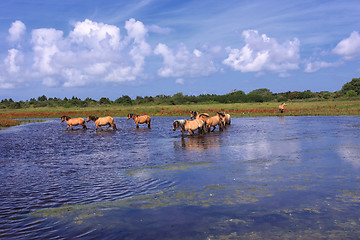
[1,116,359,239]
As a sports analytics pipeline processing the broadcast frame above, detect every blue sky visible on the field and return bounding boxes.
[0,0,359,101]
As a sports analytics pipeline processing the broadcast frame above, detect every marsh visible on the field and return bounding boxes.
[1,116,359,239]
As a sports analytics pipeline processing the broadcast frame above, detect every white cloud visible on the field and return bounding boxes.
[62,68,87,87]
[31,28,64,74]
[304,60,341,73]
[7,20,26,43]
[223,30,300,75]
[175,78,184,84]
[154,43,216,78]
[42,77,59,87]
[147,24,172,34]
[70,19,121,50]
[22,18,153,86]
[333,31,360,60]
[4,48,23,74]
[0,81,15,89]
[125,18,151,80]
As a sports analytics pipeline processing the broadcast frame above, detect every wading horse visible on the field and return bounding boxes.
[198,112,225,132]
[279,103,287,113]
[127,113,151,128]
[61,116,87,130]
[173,119,205,135]
[220,112,231,127]
[86,115,117,131]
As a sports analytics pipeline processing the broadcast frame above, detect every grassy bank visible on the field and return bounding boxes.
[0,100,359,127]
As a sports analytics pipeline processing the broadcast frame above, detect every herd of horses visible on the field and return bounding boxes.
[60,114,151,131]
[60,112,228,135]
[61,103,287,135]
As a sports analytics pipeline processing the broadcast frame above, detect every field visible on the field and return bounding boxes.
[0,100,359,127]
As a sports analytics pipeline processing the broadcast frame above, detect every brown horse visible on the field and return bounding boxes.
[61,116,86,130]
[220,112,231,127]
[198,112,225,132]
[279,103,287,113]
[86,115,117,131]
[127,113,151,128]
[173,119,205,135]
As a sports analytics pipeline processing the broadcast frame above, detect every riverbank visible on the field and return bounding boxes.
[1,100,359,127]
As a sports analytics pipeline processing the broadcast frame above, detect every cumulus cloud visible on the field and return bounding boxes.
[333,31,360,60]
[304,31,359,73]
[70,19,121,50]
[4,48,23,74]
[31,28,64,75]
[22,18,153,87]
[223,30,300,75]
[7,20,26,43]
[154,43,217,78]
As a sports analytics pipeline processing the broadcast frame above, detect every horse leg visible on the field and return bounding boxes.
[136,122,139,128]
[147,120,151,128]
[211,125,216,132]
[188,130,194,135]
[113,123,117,130]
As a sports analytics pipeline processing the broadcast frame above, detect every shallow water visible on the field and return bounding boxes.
[0,116,360,239]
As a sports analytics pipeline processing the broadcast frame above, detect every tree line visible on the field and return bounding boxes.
[1,78,359,109]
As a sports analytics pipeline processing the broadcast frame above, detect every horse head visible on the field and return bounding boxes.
[173,120,179,131]
[190,111,198,119]
[61,116,70,122]
[127,113,134,120]
[86,115,98,122]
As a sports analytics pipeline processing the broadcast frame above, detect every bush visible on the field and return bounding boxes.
[345,90,358,97]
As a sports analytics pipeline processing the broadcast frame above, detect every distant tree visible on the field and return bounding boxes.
[248,88,274,102]
[9,102,21,109]
[341,78,360,95]
[172,92,186,105]
[99,97,112,105]
[114,95,132,105]
[226,90,246,103]
[37,95,47,101]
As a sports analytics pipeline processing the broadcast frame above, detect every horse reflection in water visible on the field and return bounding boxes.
[173,119,206,136]
[86,115,117,131]
[61,116,87,130]
[174,135,222,151]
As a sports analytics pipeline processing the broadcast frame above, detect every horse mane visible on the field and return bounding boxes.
[174,119,186,129]
[128,113,139,118]
[199,113,210,118]
[217,112,225,117]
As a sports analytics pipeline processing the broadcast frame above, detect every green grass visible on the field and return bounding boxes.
[0,100,359,127]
